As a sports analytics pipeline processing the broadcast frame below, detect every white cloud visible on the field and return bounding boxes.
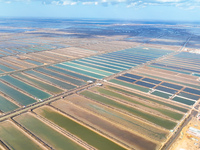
[127,2,137,8]
[51,1,60,5]
[1,0,200,9]
[70,2,77,5]
[156,0,182,2]
[82,2,98,5]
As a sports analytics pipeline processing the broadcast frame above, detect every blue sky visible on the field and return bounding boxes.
[0,0,200,21]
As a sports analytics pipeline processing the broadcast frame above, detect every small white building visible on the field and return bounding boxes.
[187,127,200,138]
[96,83,103,86]
[87,80,93,84]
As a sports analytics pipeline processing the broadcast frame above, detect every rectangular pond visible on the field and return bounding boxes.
[15,113,85,150]
[79,59,125,71]
[62,62,113,76]
[93,87,183,120]
[178,92,200,101]
[35,106,126,150]
[56,64,105,79]
[142,78,161,84]
[0,80,36,106]
[116,76,136,83]
[123,73,143,79]
[156,86,178,94]
[0,121,43,150]
[183,87,200,96]
[0,64,14,72]
[80,90,177,130]
[160,82,183,90]
[48,65,96,82]
[135,81,155,88]
[25,70,76,90]
[35,68,86,86]
[0,95,19,112]
[14,73,63,95]
[93,56,135,67]
[0,75,51,100]
[106,85,188,113]
[109,79,150,93]
[71,60,120,74]
[85,57,132,69]
[151,90,172,99]
[172,96,195,106]
[24,59,43,65]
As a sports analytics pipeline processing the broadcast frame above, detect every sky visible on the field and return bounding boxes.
[0,0,200,21]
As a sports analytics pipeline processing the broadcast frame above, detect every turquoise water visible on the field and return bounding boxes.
[79,59,125,71]
[21,48,35,53]
[151,90,172,99]
[48,65,96,82]
[160,61,200,73]
[1,62,21,70]
[71,60,119,73]
[109,79,150,93]
[83,58,131,70]
[25,70,76,90]
[172,96,195,106]
[62,62,113,76]
[0,75,51,100]
[14,73,63,94]
[193,73,200,77]
[137,73,200,89]
[0,50,11,56]
[0,95,19,112]
[11,48,27,53]
[0,64,14,72]
[93,56,135,66]
[28,47,41,51]
[0,80,36,106]
[163,60,200,69]
[24,59,43,65]
[148,65,191,75]
[97,54,141,65]
[86,57,132,69]
[57,64,105,79]
[36,68,86,86]
[178,92,199,101]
